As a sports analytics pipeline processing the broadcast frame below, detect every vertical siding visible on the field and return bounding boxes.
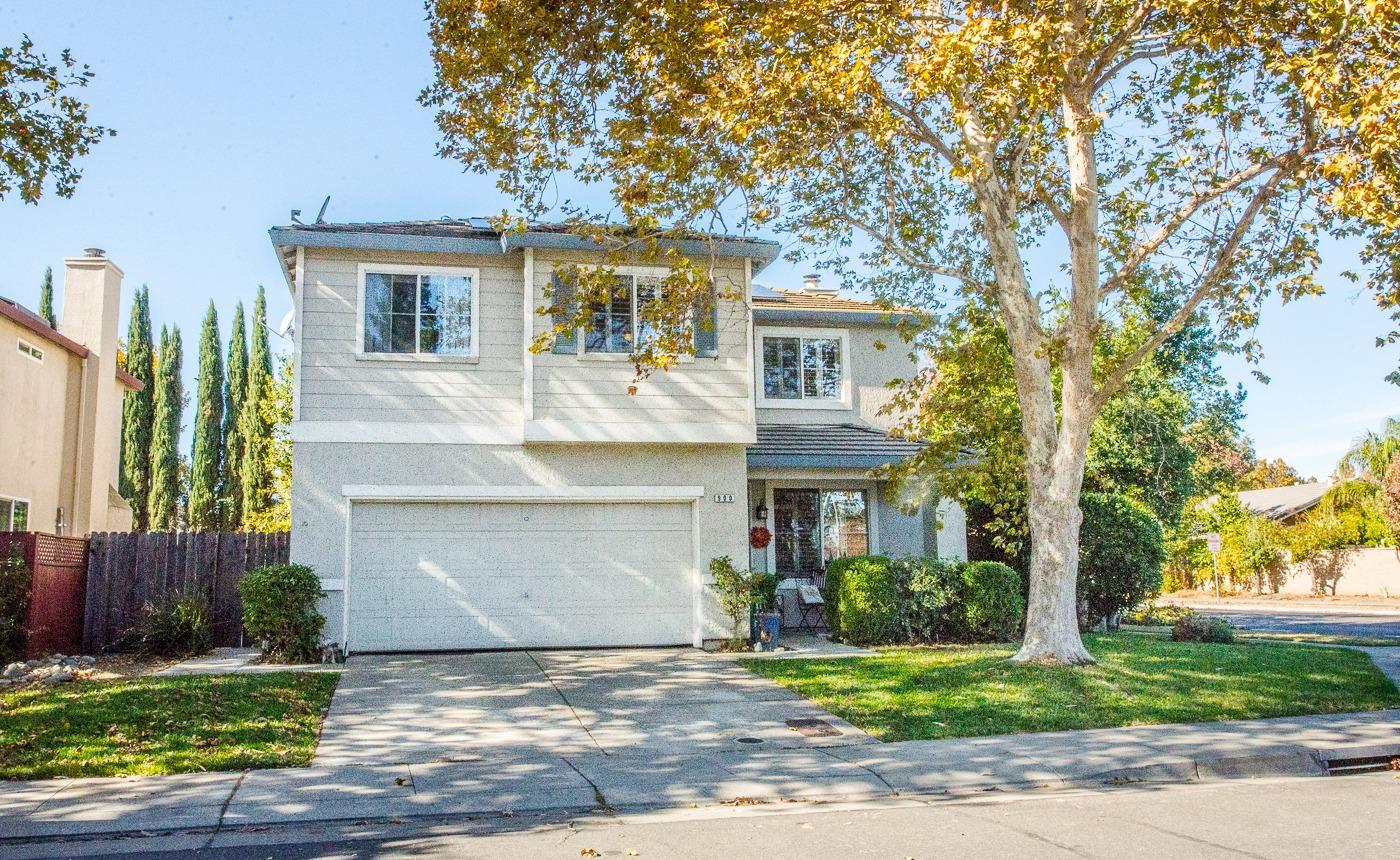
[297,248,524,426]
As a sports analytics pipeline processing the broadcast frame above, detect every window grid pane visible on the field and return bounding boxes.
[586,275,635,353]
[11,501,28,532]
[364,271,473,356]
[763,337,801,399]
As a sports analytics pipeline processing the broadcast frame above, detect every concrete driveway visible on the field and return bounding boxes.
[314,649,875,766]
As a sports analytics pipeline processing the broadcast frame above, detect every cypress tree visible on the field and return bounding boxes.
[221,302,248,530]
[119,286,156,529]
[38,267,55,327]
[187,303,224,530]
[149,325,185,531]
[241,286,273,524]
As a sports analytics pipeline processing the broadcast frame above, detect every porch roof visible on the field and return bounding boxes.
[747,423,924,469]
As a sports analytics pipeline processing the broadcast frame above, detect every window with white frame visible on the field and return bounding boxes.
[17,339,43,363]
[0,497,30,531]
[362,267,477,357]
[584,273,663,354]
[760,332,845,402]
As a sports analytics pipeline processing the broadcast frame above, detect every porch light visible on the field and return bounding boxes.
[754,502,769,522]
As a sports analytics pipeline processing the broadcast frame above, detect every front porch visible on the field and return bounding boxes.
[744,424,967,629]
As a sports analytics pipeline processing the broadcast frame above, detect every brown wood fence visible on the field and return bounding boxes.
[0,532,90,658]
[83,532,290,653]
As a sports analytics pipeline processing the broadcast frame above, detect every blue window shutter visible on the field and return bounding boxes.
[693,283,719,357]
[550,274,577,354]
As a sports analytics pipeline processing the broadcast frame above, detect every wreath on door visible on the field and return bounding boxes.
[749,525,773,549]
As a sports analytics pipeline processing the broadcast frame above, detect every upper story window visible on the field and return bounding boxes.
[585,274,663,354]
[359,264,479,358]
[551,268,719,358]
[0,497,29,531]
[17,339,43,363]
[757,327,849,408]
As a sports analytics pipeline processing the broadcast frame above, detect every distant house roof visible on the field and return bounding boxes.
[752,287,920,326]
[0,296,144,391]
[748,423,925,469]
[268,218,782,288]
[1236,482,1329,520]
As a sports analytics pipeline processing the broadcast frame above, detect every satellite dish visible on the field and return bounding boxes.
[314,195,331,225]
[278,308,295,338]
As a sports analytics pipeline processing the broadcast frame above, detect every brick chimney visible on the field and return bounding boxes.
[62,248,126,533]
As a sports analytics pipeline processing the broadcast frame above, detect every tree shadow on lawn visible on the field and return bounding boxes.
[0,671,339,780]
[744,635,1400,742]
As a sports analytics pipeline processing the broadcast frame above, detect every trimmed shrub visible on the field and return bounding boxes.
[0,547,31,663]
[822,555,883,638]
[894,556,966,641]
[1122,602,1195,626]
[827,556,899,645]
[1171,613,1235,643]
[238,563,326,662]
[1078,492,1165,629]
[961,561,1024,641]
[139,594,212,658]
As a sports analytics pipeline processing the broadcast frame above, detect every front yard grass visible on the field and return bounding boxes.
[0,672,339,780]
[741,634,1400,742]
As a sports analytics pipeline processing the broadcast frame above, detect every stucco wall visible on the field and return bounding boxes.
[0,317,81,533]
[291,440,750,647]
[1278,547,1400,597]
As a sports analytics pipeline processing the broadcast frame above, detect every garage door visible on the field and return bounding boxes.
[347,500,695,651]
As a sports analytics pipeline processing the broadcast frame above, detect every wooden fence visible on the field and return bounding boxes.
[83,532,290,653]
[0,532,90,658]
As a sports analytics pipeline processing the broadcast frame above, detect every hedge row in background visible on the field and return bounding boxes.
[822,555,1025,646]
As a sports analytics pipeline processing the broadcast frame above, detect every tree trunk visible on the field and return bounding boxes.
[1011,428,1096,665]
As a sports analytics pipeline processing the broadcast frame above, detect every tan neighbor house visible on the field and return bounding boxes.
[0,249,142,536]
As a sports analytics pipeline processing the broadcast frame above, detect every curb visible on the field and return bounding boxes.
[1084,743,1400,786]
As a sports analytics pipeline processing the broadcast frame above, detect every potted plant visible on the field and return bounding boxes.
[748,571,782,652]
[710,557,782,651]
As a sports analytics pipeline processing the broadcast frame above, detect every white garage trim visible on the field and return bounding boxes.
[341,484,705,502]
[337,485,706,653]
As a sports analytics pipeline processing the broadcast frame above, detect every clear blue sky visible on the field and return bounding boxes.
[2,1,1396,480]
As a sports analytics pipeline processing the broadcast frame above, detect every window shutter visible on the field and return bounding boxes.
[550,274,577,354]
[693,283,719,358]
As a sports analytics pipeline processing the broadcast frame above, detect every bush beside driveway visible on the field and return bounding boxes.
[742,634,1400,742]
[0,672,338,780]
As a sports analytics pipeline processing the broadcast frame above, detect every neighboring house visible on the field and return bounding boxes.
[1236,482,1329,524]
[0,249,141,536]
[269,219,966,652]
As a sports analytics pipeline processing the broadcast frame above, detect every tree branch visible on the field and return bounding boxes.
[1091,162,1294,409]
[1086,3,1157,86]
[830,210,987,290]
[1098,147,1307,302]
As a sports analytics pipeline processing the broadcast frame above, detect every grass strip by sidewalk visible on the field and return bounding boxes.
[742,633,1400,742]
[0,671,339,780]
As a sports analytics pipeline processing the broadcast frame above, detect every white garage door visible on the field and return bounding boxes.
[347,500,695,651]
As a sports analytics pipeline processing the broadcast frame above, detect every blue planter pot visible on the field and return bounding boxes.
[754,611,782,652]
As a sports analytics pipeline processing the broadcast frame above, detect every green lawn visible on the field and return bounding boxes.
[0,672,339,780]
[1120,624,1400,648]
[742,634,1400,742]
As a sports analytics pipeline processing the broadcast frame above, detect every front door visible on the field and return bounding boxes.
[772,488,870,579]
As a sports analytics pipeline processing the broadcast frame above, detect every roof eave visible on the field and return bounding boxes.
[753,307,918,326]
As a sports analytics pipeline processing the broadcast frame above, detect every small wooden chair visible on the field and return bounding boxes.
[794,570,828,631]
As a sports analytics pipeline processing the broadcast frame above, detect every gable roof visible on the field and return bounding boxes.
[269,218,782,289]
[1236,482,1329,520]
[748,423,925,469]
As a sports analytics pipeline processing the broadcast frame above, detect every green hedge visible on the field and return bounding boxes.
[823,555,1025,645]
[1078,492,1165,629]
[238,564,326,663]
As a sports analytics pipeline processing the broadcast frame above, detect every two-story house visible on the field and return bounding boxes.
[270,219,966,653]
[1,249,141,536]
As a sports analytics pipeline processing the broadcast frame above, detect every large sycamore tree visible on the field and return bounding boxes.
[425,0,1400,663]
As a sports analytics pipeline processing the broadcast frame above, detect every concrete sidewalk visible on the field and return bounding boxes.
[3,709,1397,843]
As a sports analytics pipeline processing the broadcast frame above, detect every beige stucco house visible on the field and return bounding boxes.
[0,249,141,536]
[270,219,966,652]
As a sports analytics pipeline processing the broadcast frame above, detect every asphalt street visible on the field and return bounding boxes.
[1181,602,1400,639]
[11,772,1397,860]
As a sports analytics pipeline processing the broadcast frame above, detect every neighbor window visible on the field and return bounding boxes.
[585,274,664,354]
[17,340,43,362]
[762,335,842,400]
[362,269,475,356]
[0,497,29,532]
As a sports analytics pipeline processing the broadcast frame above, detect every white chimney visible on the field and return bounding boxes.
[62,249,126,533]
[800,273,839,297]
